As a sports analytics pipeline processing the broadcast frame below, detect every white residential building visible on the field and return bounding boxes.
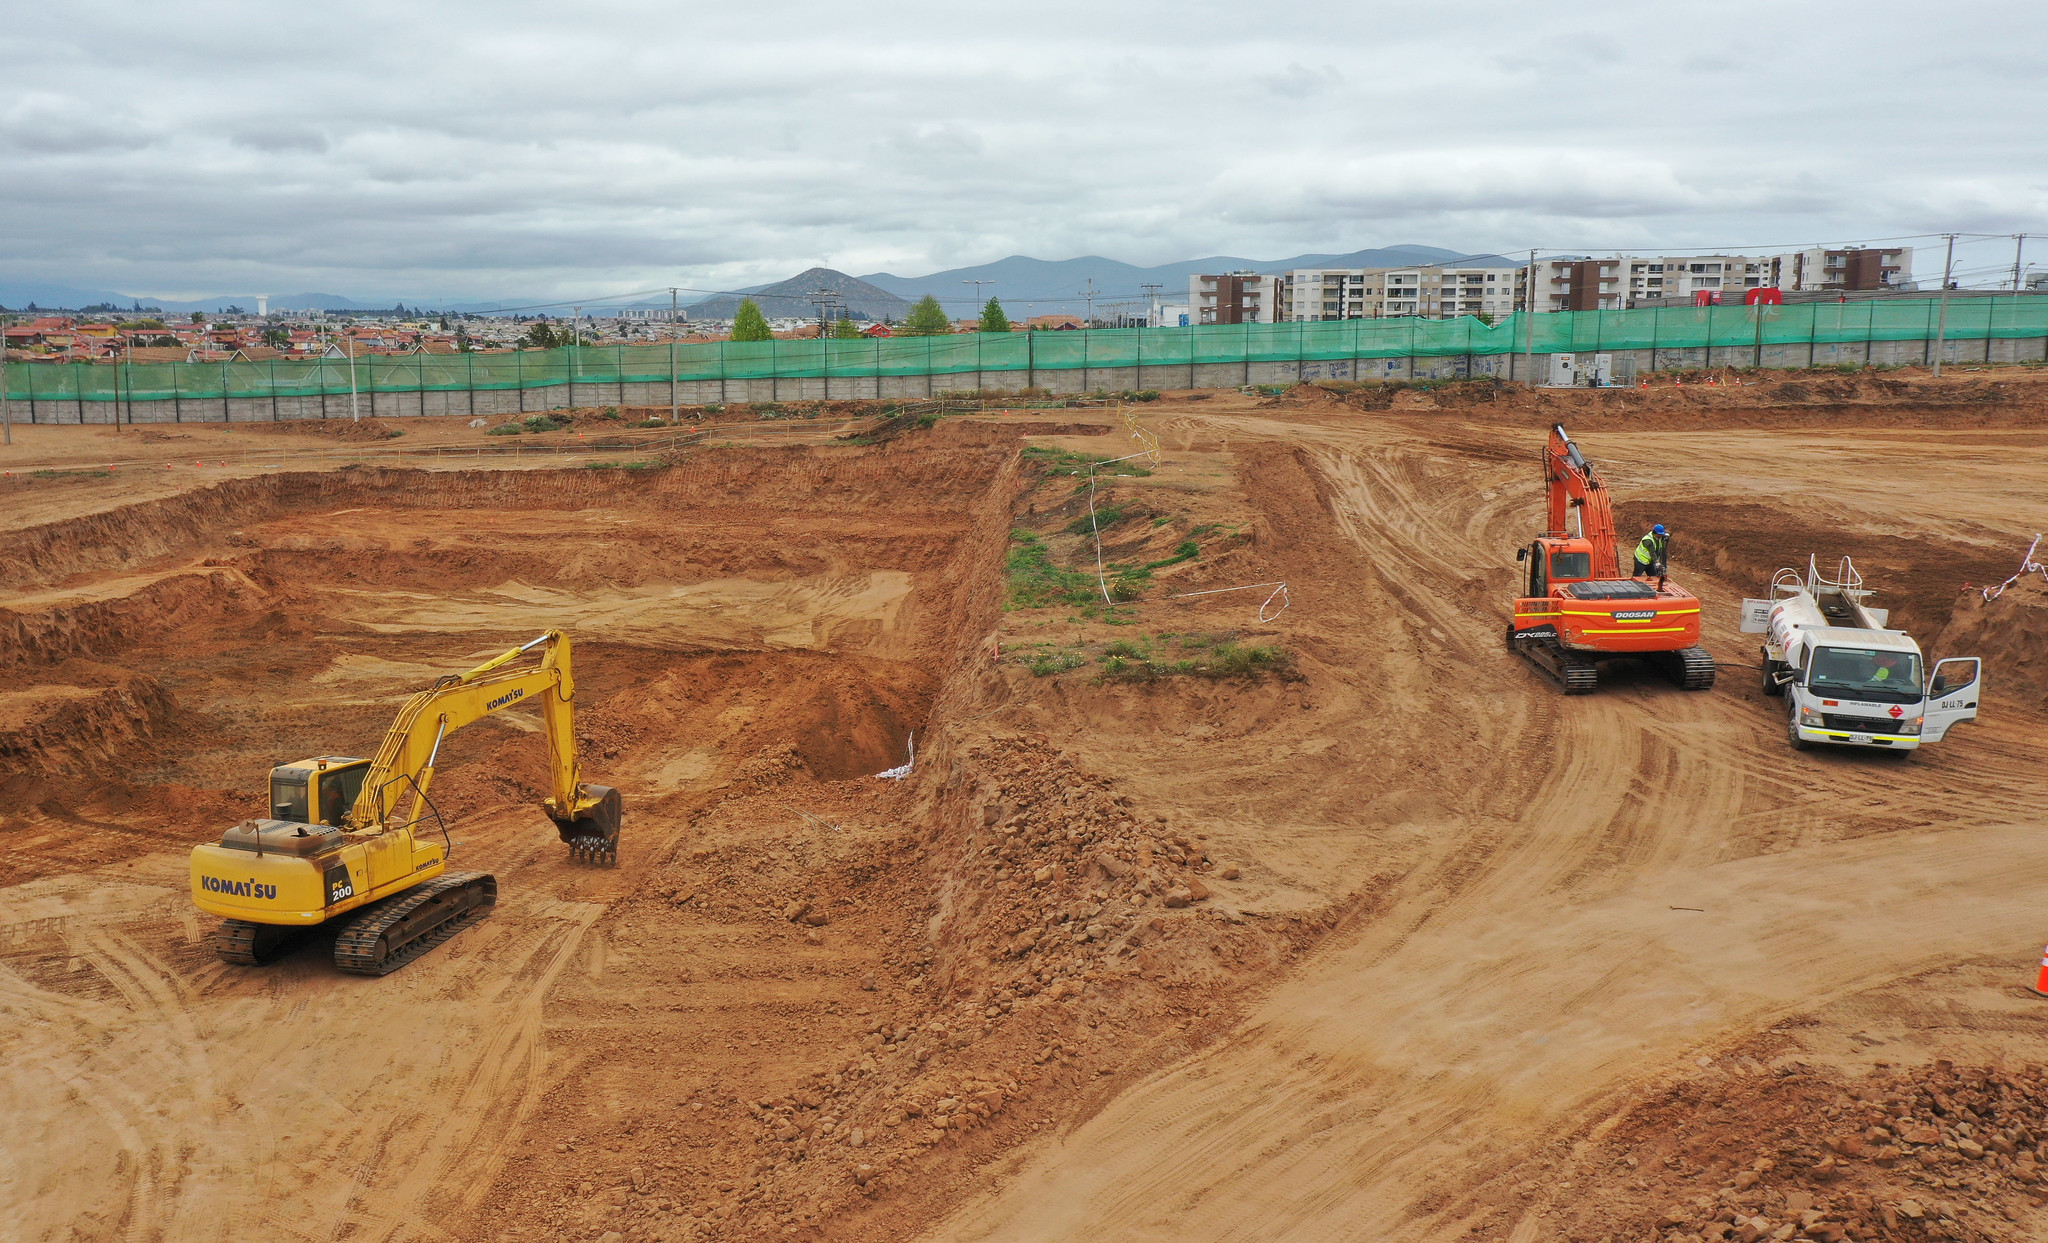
[1275,265,1518,321]
[1516,255,1770,311]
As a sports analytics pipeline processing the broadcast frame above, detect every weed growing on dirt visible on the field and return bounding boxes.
[1151,515,1173,527]
[627,418,668,429]
[1143,541,1201,571]
[597,406,621,420]
[1094,632,1287,681]
[702,403,725,414]
[584,460,658,471]
[1065,504,1129,535]
[1021,445,1153,478]
[486,423,522,435]
[521,413,573,433]
[1025,647,1088,677]
[28,468,113,479]
[1005,532,1097,609]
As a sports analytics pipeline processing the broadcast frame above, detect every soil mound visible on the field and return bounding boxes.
[1936,574,2048,710]
[1548,1055,2048,1243]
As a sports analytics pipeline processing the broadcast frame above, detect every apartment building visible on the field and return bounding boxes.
[1516,256,1770,311]
[1769,246,1914,292]
[1189,272,1281,324]
[1271,265,1517,321]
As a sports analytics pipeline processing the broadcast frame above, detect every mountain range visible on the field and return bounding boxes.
[2,245,1521,317]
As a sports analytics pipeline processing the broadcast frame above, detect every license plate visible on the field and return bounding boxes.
[1850,733,1872,744]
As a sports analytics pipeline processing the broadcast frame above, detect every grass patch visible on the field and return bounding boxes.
[627,418,668,429]
[486,422,523,435]
[1142,540,1200,571]
[1065,503,1130,536]
[584,460,658,471]
[1026,648,1088,677]
[1006,531,1097,609]
[522,413,573,433]
[1021,444,1152,478]
[1091,632,1288,682]
[28,467,113,479]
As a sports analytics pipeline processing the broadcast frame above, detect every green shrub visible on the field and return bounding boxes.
[628,418,667,429]
[522,413,571,433]
[486,423,522,435]
[1005,532,1096,609]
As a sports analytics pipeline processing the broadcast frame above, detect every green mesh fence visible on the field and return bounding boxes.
[5,298,2045,406]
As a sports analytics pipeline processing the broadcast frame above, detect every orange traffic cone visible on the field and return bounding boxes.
[2032,945,2048,997]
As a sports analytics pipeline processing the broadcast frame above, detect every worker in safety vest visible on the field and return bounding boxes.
[1632,524,1670,577]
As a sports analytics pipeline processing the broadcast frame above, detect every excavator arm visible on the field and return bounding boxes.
[345,630,623,862]
[1541,423,1621,578]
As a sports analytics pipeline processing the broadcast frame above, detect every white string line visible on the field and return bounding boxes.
[1086,448,1161,606]
[1166,579,1293,621]
[1981,534,2045,602]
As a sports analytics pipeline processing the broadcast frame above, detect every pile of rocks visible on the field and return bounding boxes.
[1555,1057,2048,1243]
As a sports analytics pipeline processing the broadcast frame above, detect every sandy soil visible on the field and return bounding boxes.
[4,371,2047,1243]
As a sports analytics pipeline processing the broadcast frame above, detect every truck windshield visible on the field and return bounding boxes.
[1809,647,1922,703]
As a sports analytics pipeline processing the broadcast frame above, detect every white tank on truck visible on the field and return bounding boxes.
[1739,555,1982,754]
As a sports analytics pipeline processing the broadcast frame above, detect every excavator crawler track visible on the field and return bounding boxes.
[1511,634,1600,695]
[214,919,317,966]
[333,870,496,977]
[1659,646,1718,691]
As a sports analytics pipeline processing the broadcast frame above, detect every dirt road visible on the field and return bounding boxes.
[4,376,2046,1242]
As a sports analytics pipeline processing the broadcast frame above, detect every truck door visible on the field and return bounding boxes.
[1923,657,1981,742]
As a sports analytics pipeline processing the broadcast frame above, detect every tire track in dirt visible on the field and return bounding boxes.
[923,415,2048,1242]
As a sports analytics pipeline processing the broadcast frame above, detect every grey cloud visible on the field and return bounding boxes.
[0,0,2040,301]
[230,128,329,154]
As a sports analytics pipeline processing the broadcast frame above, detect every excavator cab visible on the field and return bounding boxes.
[269,757,371,827]
[1520,537,1597,597]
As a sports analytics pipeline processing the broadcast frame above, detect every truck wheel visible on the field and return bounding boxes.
[1787,702,1811,751]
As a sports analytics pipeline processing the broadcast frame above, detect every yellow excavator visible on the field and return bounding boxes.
[187,631,622,975]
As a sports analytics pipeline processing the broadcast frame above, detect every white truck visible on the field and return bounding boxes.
[1740,556,1981,754]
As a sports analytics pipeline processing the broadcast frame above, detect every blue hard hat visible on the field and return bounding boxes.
[1652,524,1666,536]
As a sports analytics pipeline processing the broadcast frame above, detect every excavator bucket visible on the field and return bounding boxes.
[554,784,623,866]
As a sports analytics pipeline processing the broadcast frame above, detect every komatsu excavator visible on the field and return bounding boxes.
[1505,425,1716,695]
[187,631,622,975]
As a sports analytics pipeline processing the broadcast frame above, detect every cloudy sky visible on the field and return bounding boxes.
[3,0,2043,303]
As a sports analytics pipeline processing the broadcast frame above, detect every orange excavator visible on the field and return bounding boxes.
[1505,424,1716,695]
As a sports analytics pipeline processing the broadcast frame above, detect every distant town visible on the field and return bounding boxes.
[8,241,2042,366]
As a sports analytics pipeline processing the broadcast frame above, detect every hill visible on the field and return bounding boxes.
[684,268,911,323]
[856,246,1522,314]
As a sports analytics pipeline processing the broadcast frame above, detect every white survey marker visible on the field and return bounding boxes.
[1742,555,1981,754]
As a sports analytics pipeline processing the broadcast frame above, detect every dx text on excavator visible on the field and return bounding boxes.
[187,630,622,975]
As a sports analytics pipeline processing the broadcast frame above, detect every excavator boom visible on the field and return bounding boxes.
[1541,423,1620,579]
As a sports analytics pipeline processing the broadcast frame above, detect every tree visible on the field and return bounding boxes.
[901,295,951,336]
[832,315,860,339]
[261,326,291,348]
[522,322,563,349]
[730,298,772,342]
[190,311,205,324]
[978,298,1011,333]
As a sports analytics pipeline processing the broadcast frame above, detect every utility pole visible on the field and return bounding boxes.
[1522,248,1539,388]
[2,309,10,446]
[1081,279,1099,329]
[1931,234,1956,379]
[964,279,993,326]
[1139,282,1163,326]
[2012,235,2028,291]
[808,288,842,337]
[669,287,679,423]
[347,329,360,423]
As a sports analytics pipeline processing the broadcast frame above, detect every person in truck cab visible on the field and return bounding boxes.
[1632,524,1670,577]
[1872,652,1903,684]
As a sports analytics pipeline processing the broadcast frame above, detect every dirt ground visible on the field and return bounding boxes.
[4,369,2048,1243]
